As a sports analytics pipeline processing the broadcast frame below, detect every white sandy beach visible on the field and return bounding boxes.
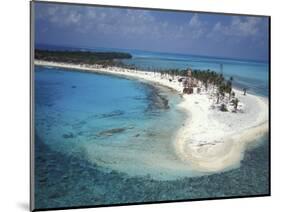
[35,60,269,174]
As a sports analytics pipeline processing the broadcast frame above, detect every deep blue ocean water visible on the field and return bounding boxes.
[34,44,269,209]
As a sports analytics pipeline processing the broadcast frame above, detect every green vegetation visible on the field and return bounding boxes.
[159,69,233,99]
[35,49,132,66]
[156,68,239,111]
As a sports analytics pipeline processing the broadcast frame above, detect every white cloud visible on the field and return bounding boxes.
[209,16,262,39]
[37,4,82,27]
[177,14,205,39]
[188,14,202,28]
[36,4,205,41]
[37,5,159,36]
[232,17,261,36]
[36,3,266,49]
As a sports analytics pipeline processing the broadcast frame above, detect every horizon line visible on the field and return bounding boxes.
[35,42,269,63]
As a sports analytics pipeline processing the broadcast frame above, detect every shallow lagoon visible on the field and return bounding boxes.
[34,66,198,179]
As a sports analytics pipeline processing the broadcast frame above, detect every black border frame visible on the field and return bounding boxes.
[30,1,271,211]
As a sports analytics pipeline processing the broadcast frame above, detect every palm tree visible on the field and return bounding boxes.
[216,92,220,104]
[183,79,188,88]
[234,98,239,112]
[226,80,232,100]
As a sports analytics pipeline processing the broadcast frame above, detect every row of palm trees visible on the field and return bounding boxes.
[117,64,243,112]
[159,69,233,97]
[158,68,241,112]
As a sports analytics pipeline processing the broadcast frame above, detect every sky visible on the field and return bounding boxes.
[34,2,269,61]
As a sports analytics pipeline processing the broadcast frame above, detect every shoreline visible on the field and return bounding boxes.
[34,60,269,174]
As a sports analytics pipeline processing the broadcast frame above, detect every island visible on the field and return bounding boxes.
[34,50,269,173]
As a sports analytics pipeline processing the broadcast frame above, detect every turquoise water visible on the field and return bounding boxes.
[34,45,269,209]
[35,65,186,167]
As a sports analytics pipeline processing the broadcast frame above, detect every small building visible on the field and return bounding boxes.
[178,77,185,83]
[183,87,193,94]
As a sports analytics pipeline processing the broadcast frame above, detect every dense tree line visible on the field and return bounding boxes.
[35,49,132,65]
